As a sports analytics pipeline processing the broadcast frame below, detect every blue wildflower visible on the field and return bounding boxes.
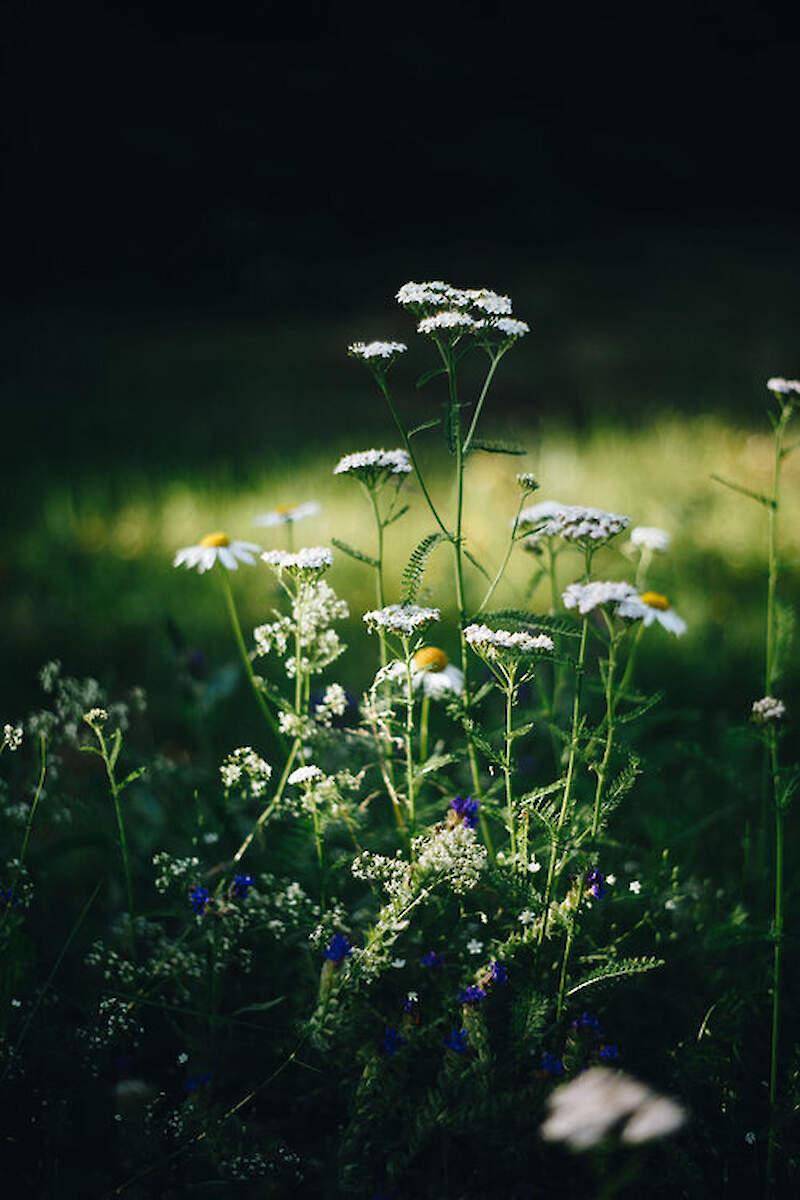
[449,795,480,829]
[445,1028,469,1054]
[421,950,444,968]
[382,1026,404,1057]
[457,984,487,1005]
[232,873,255,898]
[184,1071,213,1092]
[323,932,352,963]
[572,1011,602,1034]
[598,1043,619,1062]
[585,869,606,899]
[489,960,508,986]
[190,885,211,915]
[541,1052,565,1076]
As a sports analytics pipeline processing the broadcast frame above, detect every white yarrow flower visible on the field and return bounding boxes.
[417,310,478,334]
[174,532,262,574]
[752,696,786,724]
[464,624,554,656]
[3,724,23,751]
[540,505,630,543]
[766,377,800,395]
[363,604,440,637]
[254,501,320,528]
[333,448,411,480]
[562,581,637,615]
[541,1067,686,1150]
[630,526,671,553]
[288,765,324,787]
[261,547,334,575]
[348,340,407,361]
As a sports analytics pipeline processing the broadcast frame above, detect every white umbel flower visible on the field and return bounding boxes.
[562,581,637,615]
[752,696,786,724]
[464,624,554,658]
[411,647,464,698]
[470,290,512,315]
[3,723,23,751]
[541,1067,686,1150]
[348,341,407,361]
[630,526,671,553]
[333,448,412,480]
[254,501,320,528]
[418,311,478,334]
[475,316,530,338]
[616,591,687,636]
[766,377,800,395]
[540,505,630,543]
[174,532,262,574]
[288,765,324,786]
[262,547,333,575]
[363,604,440,637]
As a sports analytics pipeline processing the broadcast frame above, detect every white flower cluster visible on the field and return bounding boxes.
[261,547,333,574]
[220,747,273,797]
[752,696,786,724]
[396,280,528,340]
[254,579,348,680]
[363,603,440,637]
[333,448,411,480]
[351,849,412,899]
[516,472,539,492]
[348,340,407,361]
[314,683,348,725]
[563,581,637,615]
[464,623,554,656]
[2,723,23,751]
[630,526,671,552]
[485,317,530,338]
[767,377,800,395]
[541,1067,686,1149]
[254,501,320,528]
[413,823,488,894]
[83,707,108,726]
[516,499,566,532]
[152,852,201,895]
[288,765,324,787]
[539,505,630,543]
[418,310,478,334]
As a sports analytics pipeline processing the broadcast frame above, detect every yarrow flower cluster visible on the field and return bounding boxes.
[394,280,529,341]
[539,505,630,544]
[220,747,273,797]
[174,533,261,573]
[516,472,539,492]
[288,765,325,787]
[464,624,554,657]
[630,526,671,553]
[253,501,320,528]
[752,696,786,724]
[333,448,412,484]
[413,823,488,893]
[541,1067,687,1149]
[348,341,407,362]
[562,581,637,615]
[363,604,440,638]
[766,377,800,396]
[261,547,333,575]
[2,723,23,751]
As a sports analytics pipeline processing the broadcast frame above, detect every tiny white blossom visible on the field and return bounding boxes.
[629,880,642,894]
[752,696,786,724]
[518,909,536,925]
[3,724,23,751]
[766,377,800,395]
[562,581,637,615]
[606,874,616,886]
[348,340,407,361]
[83,708,108,725]
[174,533,262,574]
[391,958,406,969]
[476,316,530,338]
[254,501,320,528]
[528,858,542,873]
[417,310,478,334]
[363,604,440,637]
[516,472,539,492]
[466,938,484,955]
[471,289,513,315]
[630,526,671,553]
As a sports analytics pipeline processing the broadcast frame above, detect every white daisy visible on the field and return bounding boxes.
[173,532,262,574]
[630,526,671,553]
[254,501,320,528]
[616,591,687,636]
[411,646,464,699]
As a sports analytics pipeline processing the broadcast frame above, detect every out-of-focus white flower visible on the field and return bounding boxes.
[752,696,786,724]
[174,533,262,574]
[333,448,411,482]
[518,910,536,925]
[363,604,440,637]
[766,377,800,395]
[617,591,687,636]
[3,724,23,751]
[411,646,464,698]
[629,879,642,894]
[254,501,320,528]
[466,938,484,955]
[630,526,671,553]
[517,499,566,529]
[464,624,554,657]
[262,547,333,575]
[540,505,630,544]
[540,1067,686,1150]
[348,341,407,361]
[288,765,324,787]
[563,581,637,615]
[391,958,406,969]
[516,472,539,492]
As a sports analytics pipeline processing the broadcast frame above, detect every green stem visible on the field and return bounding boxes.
[420,692,430,763]
[765,729,784,1196]
[504,671,517,861]
[376,373,450,537]
[367,486,388,669]
[547,540,559,614]
[0,734,47,938]
[556,909,576,1019]
[403,638,416,840]
[309,787,326,910]
[540,615,589,943]
[475,494,525,616]
[95,728,134,927]
[765,405,789,695]
[219,567,283,744]
[590,635,619,841]
[462,348,507,455]
[230,737,301,869]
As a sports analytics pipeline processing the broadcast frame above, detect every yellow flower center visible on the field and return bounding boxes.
[640,590,670,611]
[200,532,231,547]
[412,646,449,673]
[275,504,295,515]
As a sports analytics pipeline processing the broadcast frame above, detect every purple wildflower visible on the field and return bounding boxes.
[232,873,255,898]
[572,1011,602,1034]
[586,869,606,899]
[445,1028,469,1054]
[323,932,352,963]
[190,885,211,915]
[598,1043,620,1062]
[458,984,487,1005]
[541,1052,565,1076]
[421,950,444,968]
[488,960,508,986]
[449,795,480,829]
[382,1026,404,1057]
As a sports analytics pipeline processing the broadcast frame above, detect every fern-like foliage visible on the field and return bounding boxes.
[331,537,379,567]
[566,955,664,998]
[483,609,582,638]
[401,532,448,602]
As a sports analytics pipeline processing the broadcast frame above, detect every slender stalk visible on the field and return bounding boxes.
[556,908,576,1020]
[503,670,518,861]
[475,493,525,616]
[308,785,326,909]
[462,348,507,455]
[765,403,789,694]
[420,692,431,763]
[230,737,301,869]
[402,637,417,839]
[366,486,388,669]
[590,634,619,841]
[219,567,283,744]
[547,540,559,614]
[0,734,47,938]
[765,728,783,1197]
[540,615,589,943]
[376,373,450,537]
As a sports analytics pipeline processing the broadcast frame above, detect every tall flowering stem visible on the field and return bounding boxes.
[218,567,283,744]
[590,620,623,841]
[503,666,520,861]
[401,635,417,839]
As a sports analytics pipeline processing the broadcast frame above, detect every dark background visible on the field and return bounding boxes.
[1,0,798,489]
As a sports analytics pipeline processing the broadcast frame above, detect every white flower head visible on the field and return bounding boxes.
[333,448,412,486]
[470,289,513,315]
[348,340,407,363]
[752,696,786,724]
[411,646,464,699]
[83,708,108,726]
[417,310,478,335]
[541,1067,686,1150]
[396,280,453,308]
[562,581,637,616]
[254,501,320,528]
[174,532,262,574]
[466,938,484,955]
[288,765,324,787]
[475,316,530,339]
[363,604,440,638]
[616,591,687,636]
[516,472,539,493]
[3,724,23,751]
[629,880,642,894]
[518,909,536,926]
[766,377,800,396]
[538,505,630,545]
[261,547,334,577]
[630,526,671,553]
[464,624,554,658]
[220,747,273,796]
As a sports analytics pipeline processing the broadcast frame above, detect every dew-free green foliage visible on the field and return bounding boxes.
[1,285,798,1199]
